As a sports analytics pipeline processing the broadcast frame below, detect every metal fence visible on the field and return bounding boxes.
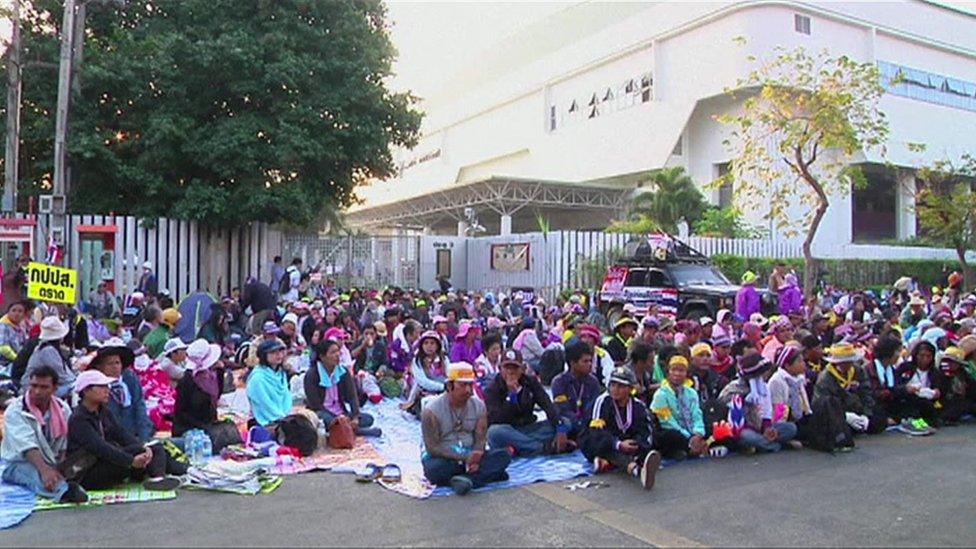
[282,234,421,290]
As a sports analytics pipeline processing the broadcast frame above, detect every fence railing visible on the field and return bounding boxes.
[16,213,282,302]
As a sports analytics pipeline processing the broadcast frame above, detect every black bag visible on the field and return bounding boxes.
[537,347,566,385]
[701,398,729,438]
[275,414,319,456]
[206,420,244,453]
[278,267,294,295]
[806,395,853,453]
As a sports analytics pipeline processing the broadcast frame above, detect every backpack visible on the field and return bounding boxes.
[537,346,566,385]
[275,413,319,457]
[278,267,294,295]
[805,395,853,453]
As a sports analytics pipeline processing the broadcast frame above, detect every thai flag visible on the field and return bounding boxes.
[45,233,61,265]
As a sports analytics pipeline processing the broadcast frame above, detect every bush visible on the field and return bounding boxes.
[712,255,959,289]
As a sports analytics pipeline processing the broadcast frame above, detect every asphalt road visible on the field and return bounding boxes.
[4,425,975,547]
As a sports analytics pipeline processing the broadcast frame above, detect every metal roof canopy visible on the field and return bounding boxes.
[345,177,631,231]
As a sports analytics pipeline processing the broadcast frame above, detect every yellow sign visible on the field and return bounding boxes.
[27,262,78,304]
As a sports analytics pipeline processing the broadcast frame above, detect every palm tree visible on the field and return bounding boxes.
[627,167,707,233]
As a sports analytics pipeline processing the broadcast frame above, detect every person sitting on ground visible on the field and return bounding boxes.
[388,319,420,375]
[474,332,503,386]
[450,320,483,365]
[246,339,293,427]
[894,339,943,429]
[1,366,88,503]
[627,341,658,404]
[172,339,224,437]
[157,337,190,383]
[143,308,181,360]
[813,342,887,435]
[350,322,388,375]
[304,339,381,437]
[577,324,615,386]
[421,362,512,496]
[719,354,799,453]
[689,343,724,404]
[197,303,230,347]
[66,370,186,492]
[768,345,812,446]
[865,336,908,424]
[551,337,603,442]
[801,334,825,394]
[580,367,662,490]
[512,317,545,371]
[485,349,570,456]
[651,356,709,461]
[401,330,448,415]
[22,316,75,398]
[605,317,638,366]
[89,338,155,443]
[937,346,976,424]
[761,317,795,362]
[0,300,29,375]
[136,305,162,342]
[710,333,735,387]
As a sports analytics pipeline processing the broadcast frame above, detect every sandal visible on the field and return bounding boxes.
[355,463,383,483]
[380,464,402,483]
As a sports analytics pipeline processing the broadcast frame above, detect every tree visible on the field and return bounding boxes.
[693,206,766,238]
[1,0,422,227]
[608,167,707,234]
[718,46,889,296]
[914,153,976,288]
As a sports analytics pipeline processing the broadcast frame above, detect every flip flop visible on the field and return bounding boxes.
[380,464,402,483]
[355,463,383,483]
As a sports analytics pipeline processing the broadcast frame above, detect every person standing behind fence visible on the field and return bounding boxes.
[282,258,302,302]
[270,256,285,296]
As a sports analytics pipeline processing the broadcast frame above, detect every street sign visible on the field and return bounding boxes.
[27,261,77,304]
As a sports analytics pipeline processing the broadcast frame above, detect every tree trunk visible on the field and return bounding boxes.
[957,245,974,290]
[796,150,830,299]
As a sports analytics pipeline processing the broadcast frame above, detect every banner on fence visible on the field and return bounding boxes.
[491,243,530,272]
[27,262,78,304]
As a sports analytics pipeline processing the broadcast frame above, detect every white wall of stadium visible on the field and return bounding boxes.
[20,214,283,302]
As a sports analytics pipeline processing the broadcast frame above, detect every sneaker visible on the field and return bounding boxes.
[911,418,937,434]
[708,446,729,458]
[592,457,614,474]
[143,476,181,491]
[640,451,662,490]
[786,440,804,451]
[450,475,474,496]
[59,482,89,504]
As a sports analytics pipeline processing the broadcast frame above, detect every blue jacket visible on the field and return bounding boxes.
[650,380,705,438]
[105,368,155,443]
[246,365,292,426]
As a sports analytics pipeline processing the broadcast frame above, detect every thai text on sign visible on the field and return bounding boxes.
[27,262,78,304]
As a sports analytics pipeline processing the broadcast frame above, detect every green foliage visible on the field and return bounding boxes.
[692,207,766,238]
[913,154,976,256]
[717,45,890,295]
[2,0,422,227]
[614,167,706,234]
[712,255,960,290]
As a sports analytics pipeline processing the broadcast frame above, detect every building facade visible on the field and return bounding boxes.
[348,0,976,245]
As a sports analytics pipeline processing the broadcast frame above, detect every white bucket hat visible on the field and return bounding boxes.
[39,316,70,342]
[162,337,189,359]
[186,339,221,371]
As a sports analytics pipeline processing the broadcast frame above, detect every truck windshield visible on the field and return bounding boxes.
[669,264,730,287]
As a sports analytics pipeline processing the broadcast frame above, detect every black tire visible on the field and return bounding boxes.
[681,306,709,321]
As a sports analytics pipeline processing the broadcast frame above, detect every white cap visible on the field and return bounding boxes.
[281,312,299,326]
[74,369,117,394]
[143,261,153,270]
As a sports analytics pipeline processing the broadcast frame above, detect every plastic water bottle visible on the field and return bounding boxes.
[187,430,204,466]
[200,432,212,462]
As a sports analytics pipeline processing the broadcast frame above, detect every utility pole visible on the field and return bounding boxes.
[52,0,77,245]
[4,0,22,213]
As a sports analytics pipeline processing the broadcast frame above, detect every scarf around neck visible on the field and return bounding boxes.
[874,359,895,389]
[746,377,773,420]
[317,362,347,389]
[24,394,68,439]
[827,364,856,390]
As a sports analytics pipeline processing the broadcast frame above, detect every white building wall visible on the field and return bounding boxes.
[364,1,976,247]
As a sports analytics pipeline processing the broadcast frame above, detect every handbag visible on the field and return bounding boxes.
[327,416,355,450]
[58,449,98,481]
[206,420,244,453]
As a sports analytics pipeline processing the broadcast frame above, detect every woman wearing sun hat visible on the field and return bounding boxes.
[173,339,224,437]
[21,316,74,398]
[812,342,887,435]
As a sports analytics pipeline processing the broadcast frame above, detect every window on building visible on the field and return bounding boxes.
[877,60,976,113]
[640,74,653,103]
[548,105,556,131]
[852,165,897,242]
[716,162,732,208]
[794,14,811,35]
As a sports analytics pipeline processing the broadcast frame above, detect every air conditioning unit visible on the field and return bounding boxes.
[38,195,53,214]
